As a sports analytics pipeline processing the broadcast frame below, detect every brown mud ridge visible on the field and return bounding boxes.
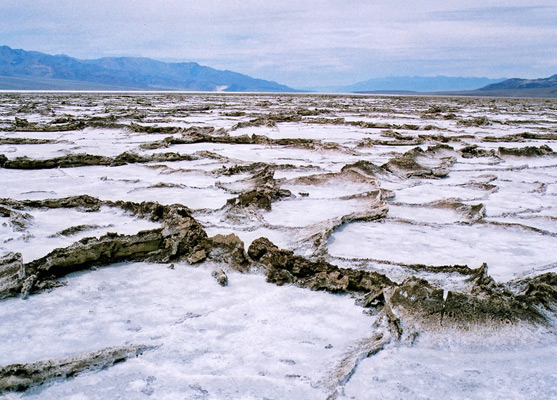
[0,194,556,393]
[0,345,154,393]
[355,130,461,148]
[424,199,486,223]
[0,128,354,171]
[141,127,354,153]
[382,144,457,178]
[230,112,442,132]
[483,132,557,142]
[0,151,197,169]
[498,145,556,157]
[0,138,55,145]
[0,195,208,299]
[224,165,292,212]
[2,128,554,174]
[1,117,88,132]
[248,238,556,328]
[311,145,458,182]
[0,195,554,324]
[1,116,167,133]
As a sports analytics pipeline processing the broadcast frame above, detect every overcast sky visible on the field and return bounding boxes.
[1,0,555,87]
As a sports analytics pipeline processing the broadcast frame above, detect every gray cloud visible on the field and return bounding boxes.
[0,0,555,87]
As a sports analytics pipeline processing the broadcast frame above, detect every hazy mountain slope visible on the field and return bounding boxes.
[478,74,557,91]
[332,76,506,93]
[0,45,295,92]
[0,75,144,91]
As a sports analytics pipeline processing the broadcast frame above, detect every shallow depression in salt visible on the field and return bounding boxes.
[0,262,374,399]
[328,220,557,281]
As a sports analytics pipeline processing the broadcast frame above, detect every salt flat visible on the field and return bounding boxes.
[0,93,555,399]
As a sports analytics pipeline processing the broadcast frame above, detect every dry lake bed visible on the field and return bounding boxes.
[0,92,556,399]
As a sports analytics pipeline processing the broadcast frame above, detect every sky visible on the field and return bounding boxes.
[0,0,556,88]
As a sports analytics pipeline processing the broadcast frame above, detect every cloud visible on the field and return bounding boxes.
[0,0,555,87]
[430,5,557,25]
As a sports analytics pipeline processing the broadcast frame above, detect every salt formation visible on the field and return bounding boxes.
[0,93,555,399]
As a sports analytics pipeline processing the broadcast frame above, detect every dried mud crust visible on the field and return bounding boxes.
[0,345,154,393]
[0,151,197,169]
[1,93,557,396]
[425,199,486,223]
[224,165,292,212]
[0,195,208,298]
[140,128,356,154]
[0,130,354,171]
[498,144,556,157]
[2,194,554,331]
[382,144,457,178]
[248,238,557,328]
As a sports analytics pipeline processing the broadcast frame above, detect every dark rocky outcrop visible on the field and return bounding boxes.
[129,123,182,134]
[356,137,423,147]
[0,345,153,393]
[214,162,270,176]
[509,272,557,312]
[389,263,556,328]
[231,117,277,130]
[340,160,387,178]
[136,129,352,156]
[186,233,250,272]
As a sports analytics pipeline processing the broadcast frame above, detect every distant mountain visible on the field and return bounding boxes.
[310,76,506,93]
[308,75,556,98]
[348,76,505,93]
[478,74,557,91]
[0,45,296,92]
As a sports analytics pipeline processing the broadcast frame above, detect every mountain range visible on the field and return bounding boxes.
[347,75,557,98]
[0,45,295,92]
[0,45,555,97]
[479,74,557,91]
[309,76,507,93]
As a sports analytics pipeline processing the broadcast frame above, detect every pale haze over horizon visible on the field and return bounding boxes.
[0,0,555,88]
